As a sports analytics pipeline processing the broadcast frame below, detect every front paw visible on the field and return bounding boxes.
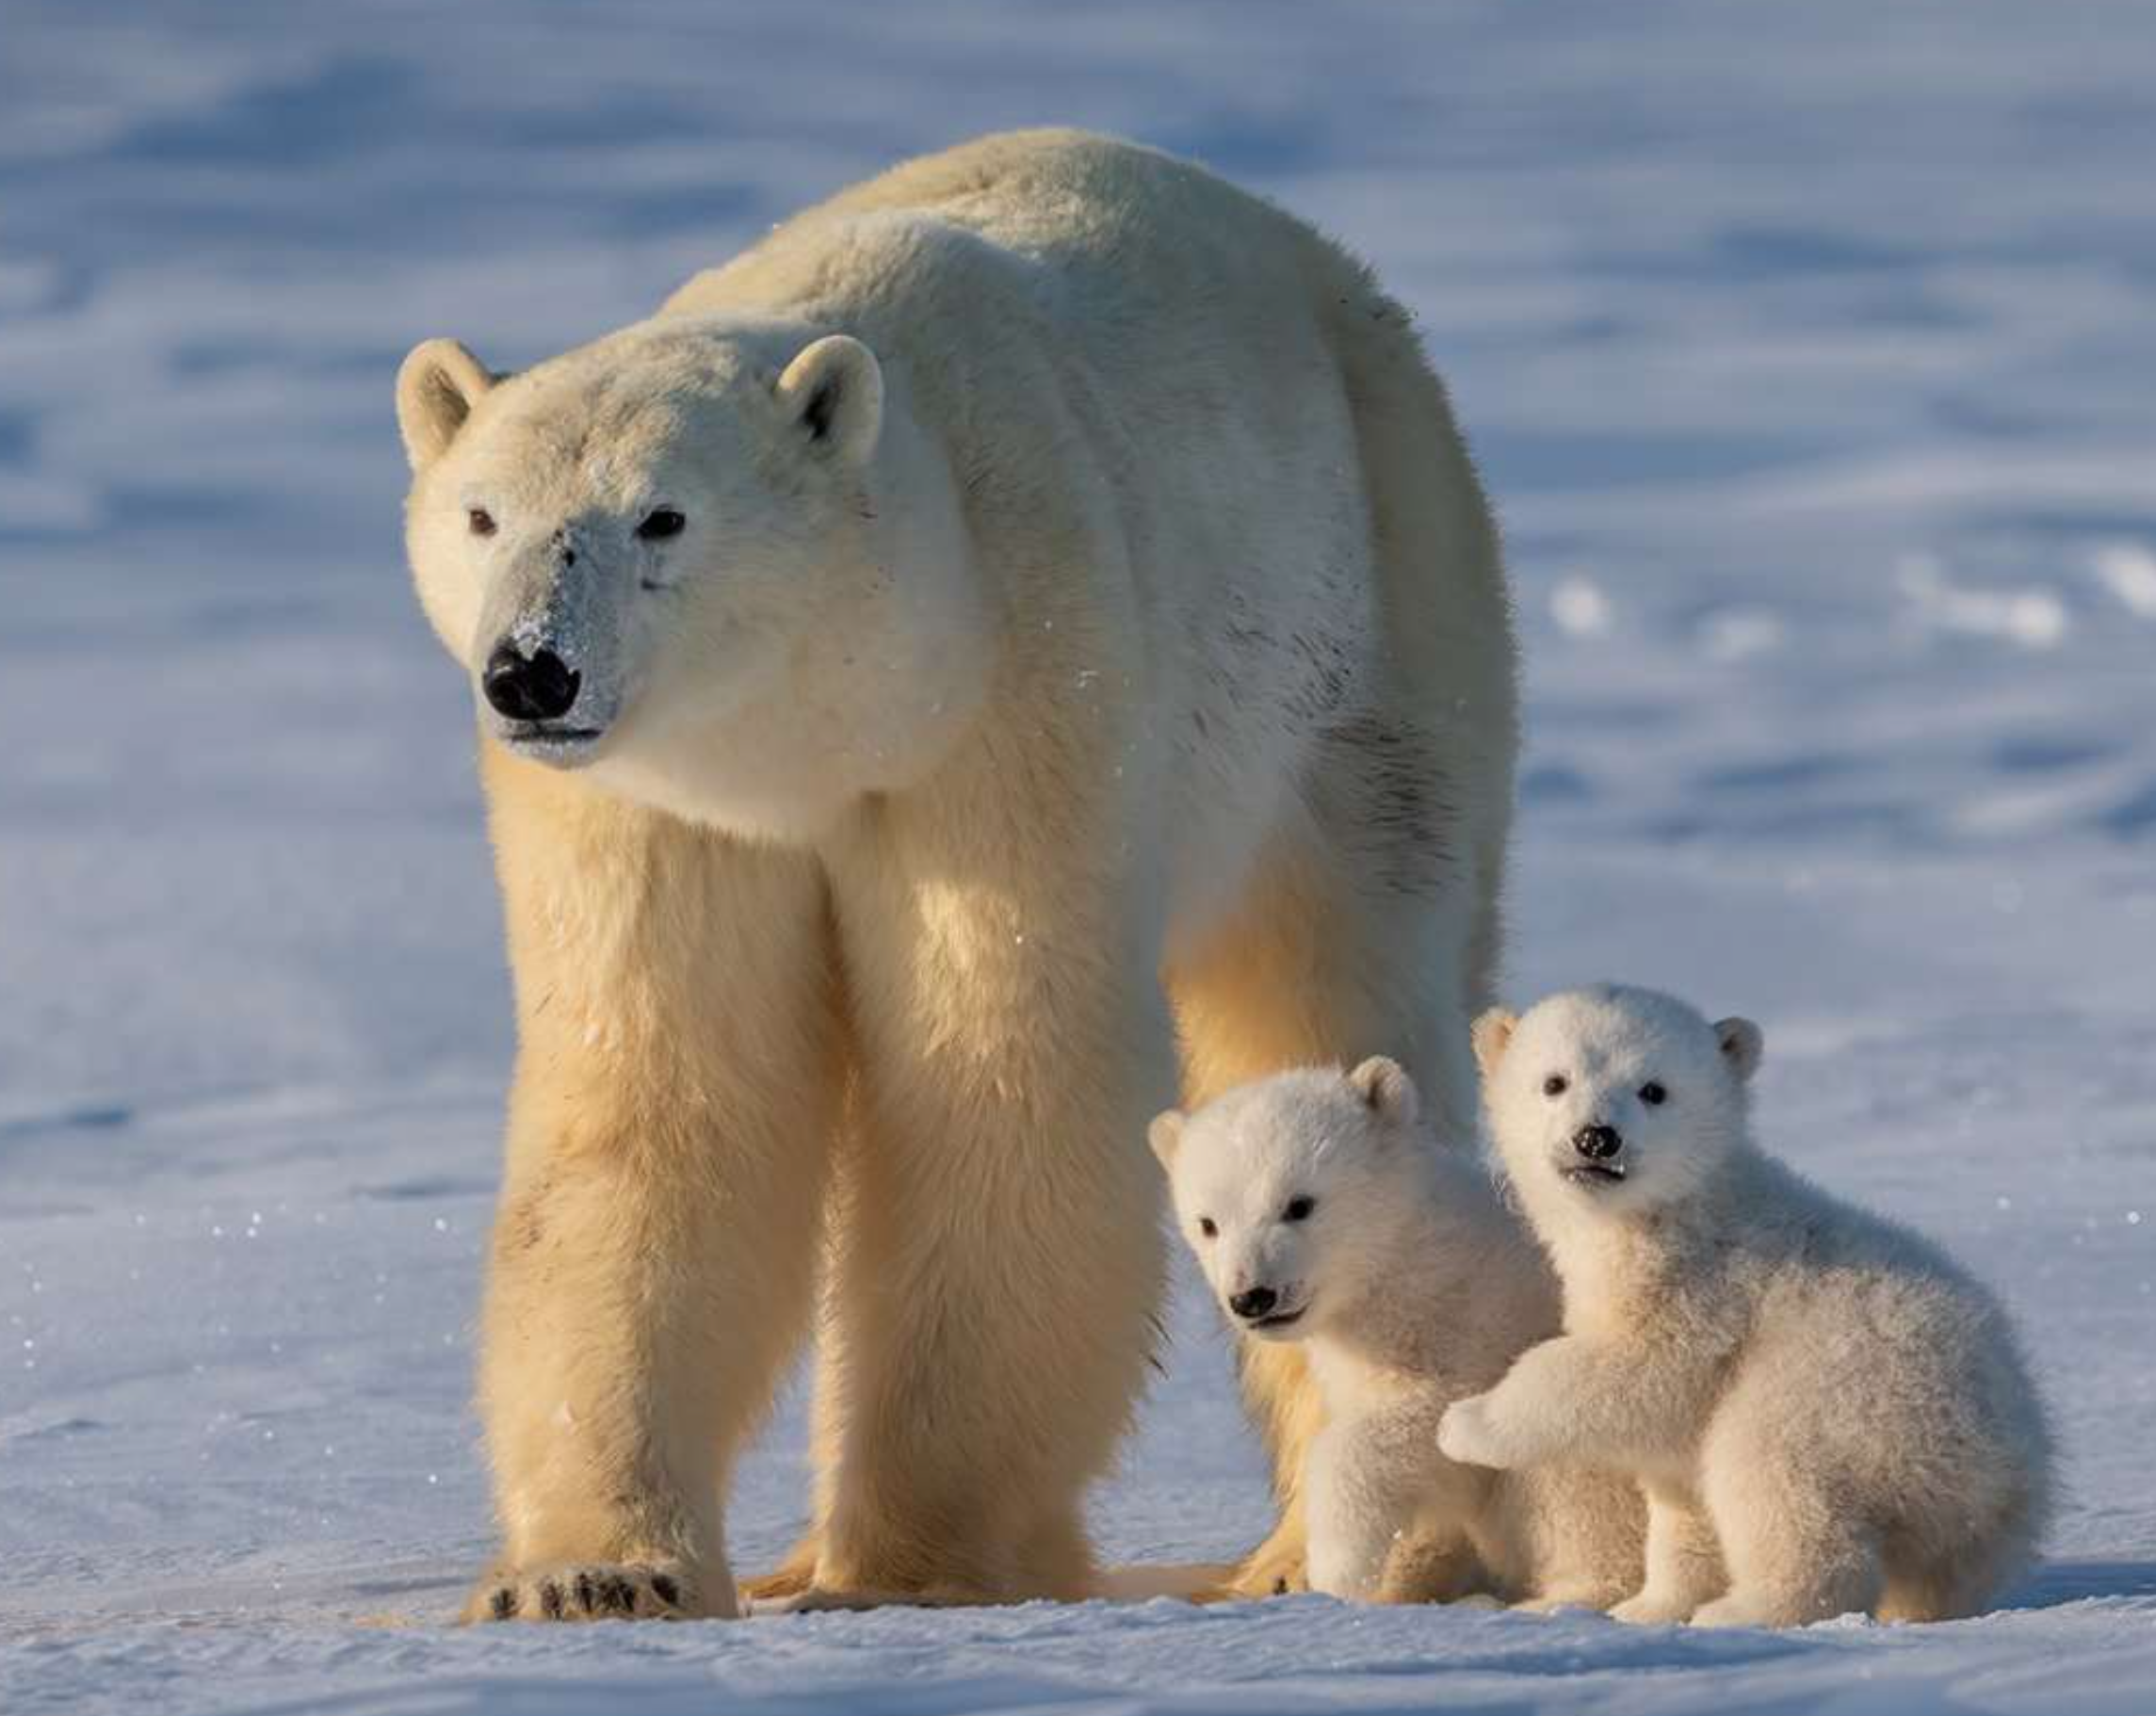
[1610,1590,1699,1627]
[1436,1396,1515,1469]
[462,1561,713,1623]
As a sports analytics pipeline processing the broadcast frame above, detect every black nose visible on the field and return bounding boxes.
[483,642,581,722]
[1573,1124,1624,1160]
[1229,1287,1278,1320]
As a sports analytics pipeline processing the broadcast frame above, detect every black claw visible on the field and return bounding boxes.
[603,1576,636,1614]
[575,1572,597,1613]
[650,1574,680,1608]
[489,1585,519,1621]
[541,1580,565,1619]
[1273,1577,1289,1596]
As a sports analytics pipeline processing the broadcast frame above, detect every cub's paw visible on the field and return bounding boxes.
[1610,1591,1698,1627]
[462,1562,711,1623]
[1690,1594,1807,1629]
[1435,1396,1513,1469]
[1514,1582,1628,1615]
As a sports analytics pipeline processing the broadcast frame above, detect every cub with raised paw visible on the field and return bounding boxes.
[1443,985,2051,1627]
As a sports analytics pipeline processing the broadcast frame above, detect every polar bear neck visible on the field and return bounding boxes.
[1538,1138,1779,1338]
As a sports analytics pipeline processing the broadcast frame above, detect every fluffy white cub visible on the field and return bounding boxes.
[1442,985,2051,1627]
[1152,1060,1644,1607]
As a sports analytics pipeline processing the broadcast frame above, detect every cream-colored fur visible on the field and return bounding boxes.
[1442,986,2051,1627]
[395,130,1516,1620]
[1154,1060,1643,1608]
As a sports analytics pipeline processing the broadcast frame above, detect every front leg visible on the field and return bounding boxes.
[797,774,1172,1607]
[1440,1336,1699,1473]
[1306,1408,1490,1603]
[465,754,839,1622]
[1610,1481,1726,1625]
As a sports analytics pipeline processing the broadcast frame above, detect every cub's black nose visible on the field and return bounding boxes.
[1229,1286,1278,1320]
[1572,1124,1624,1160]
[483,642,581,722]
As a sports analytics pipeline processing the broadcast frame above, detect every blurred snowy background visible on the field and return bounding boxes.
[2,2,2153,1711]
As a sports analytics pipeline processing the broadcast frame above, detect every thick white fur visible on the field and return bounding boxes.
[396,131,1517,1619]
[1442,986,2051,1627]
[1153,1061,1642,1608]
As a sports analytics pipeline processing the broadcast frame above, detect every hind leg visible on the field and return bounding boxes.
[1168,822,1490,1597]
[1610,1481,1727,1625]
[1691,1425,1883,1628]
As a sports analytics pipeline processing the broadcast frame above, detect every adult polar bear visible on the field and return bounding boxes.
[396,130,1517,1621]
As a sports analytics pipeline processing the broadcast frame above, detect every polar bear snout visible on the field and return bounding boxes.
[1226,1284,1308,1335]
[1228,1286,1278,1320]
[1564,1123,1629,1186]
[483,640,584,724]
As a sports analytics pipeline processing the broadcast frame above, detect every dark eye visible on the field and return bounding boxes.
[636,508,686,541]
[467,508,496,537]
[1543,1074,1568,1097]
[1198,1217,1218,1239]
[1283,1195,1316,1222]
[1639,1081,1668,1107]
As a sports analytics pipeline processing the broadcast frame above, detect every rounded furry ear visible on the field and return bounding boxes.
[1470,1009,1517,1079]
[1147,1109,1186,1172]
[396,338,495,470]
[1348,1056,1418,1127]
[1714,1016,1764,1082]
[776,334,883,464]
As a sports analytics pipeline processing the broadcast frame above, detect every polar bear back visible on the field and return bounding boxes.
[664,129,1510,948]
[1717,1155,2051,1529]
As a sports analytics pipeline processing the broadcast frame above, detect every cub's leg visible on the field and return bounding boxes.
[1507,1465,1647,1612]
[1691,1415,1883,1627]
[1305,1411,1490,1602]
[1610,1481,1727,1626]
[1168,827,1486,1598]
[778,801,1171,1608]
[463,754,839,1623]
[1441,1337,1705,1473]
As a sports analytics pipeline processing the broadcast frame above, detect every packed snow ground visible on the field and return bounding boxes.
[3,2,2154,1711]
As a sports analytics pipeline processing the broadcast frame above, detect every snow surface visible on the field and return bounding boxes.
[4,2,2154,1710]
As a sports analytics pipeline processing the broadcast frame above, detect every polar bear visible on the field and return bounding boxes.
[393,131,1517,1620]
[1150,1059,1643,1608]
[1440,986,2051,1627]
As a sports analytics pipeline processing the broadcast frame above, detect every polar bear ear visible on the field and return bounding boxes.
[776,334,883,465]
[396,338,496,470]
[1348,1056,1418,1128]
[1714,1017,1764,1083]
[1470,1009,1517,1079]
[1146,1109,1186,1172]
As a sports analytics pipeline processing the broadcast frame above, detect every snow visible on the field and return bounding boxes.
[3,1,2154,1710]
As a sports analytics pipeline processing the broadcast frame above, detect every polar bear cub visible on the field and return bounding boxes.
[1151,1060,1644,1607]
[1441,986,2051,1627]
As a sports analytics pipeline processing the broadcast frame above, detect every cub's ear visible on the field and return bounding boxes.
[1714,1016,1764,1082]
[1146,1109,1186,1172]
[1348,1056,1418,1128]
[1471,1009,1517,1079]
[396,339,496,471]
[777,334,883,464]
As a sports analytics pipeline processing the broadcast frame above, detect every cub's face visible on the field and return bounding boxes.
[1149,1060,1420,1342]
[1475,986,1762,1218]
[395,320,983,837]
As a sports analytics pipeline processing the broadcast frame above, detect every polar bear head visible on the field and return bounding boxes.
[395,318,988,837]
[1474,985,1762,1220]
[1149,1060,1426,1342]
